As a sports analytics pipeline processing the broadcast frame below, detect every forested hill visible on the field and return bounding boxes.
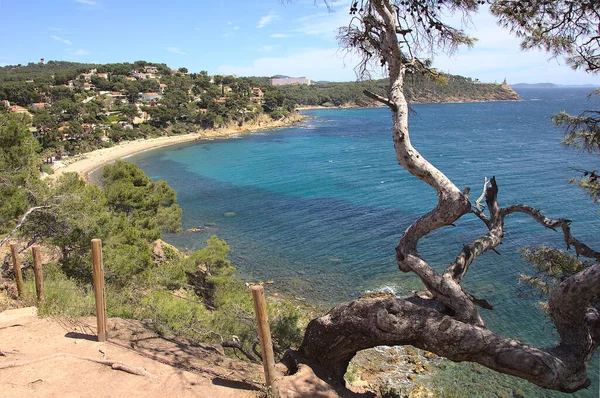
[273,74,521,107]
[1,61,519,110]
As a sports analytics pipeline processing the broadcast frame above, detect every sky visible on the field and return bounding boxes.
[0,0,598,85]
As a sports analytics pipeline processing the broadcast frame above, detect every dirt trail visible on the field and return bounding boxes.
[0,310,262,397]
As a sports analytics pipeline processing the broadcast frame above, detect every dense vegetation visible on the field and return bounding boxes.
[0,112,302,359]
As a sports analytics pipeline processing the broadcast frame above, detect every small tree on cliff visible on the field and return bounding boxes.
[291,0,600,393]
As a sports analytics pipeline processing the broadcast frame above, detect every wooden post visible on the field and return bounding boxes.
[91,239,107,342]
[10,243,24,298]
[31,245,44,303]
[251,285,277,395]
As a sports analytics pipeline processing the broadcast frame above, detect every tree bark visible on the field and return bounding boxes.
[298,266,599,392]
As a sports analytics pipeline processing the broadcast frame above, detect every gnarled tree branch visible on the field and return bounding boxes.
[0,206,50,249]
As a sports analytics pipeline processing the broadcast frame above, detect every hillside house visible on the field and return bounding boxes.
[8,105,31,116]
[140,92,162,102]
[251,88,264,101]
[30,102,49,110]
[107,92,127,101]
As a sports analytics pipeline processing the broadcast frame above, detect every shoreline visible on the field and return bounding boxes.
[48,113,306,182]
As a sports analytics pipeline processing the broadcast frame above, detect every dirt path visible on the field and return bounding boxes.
[0,310,262,397]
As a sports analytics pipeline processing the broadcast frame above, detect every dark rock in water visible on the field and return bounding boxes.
[223,212,237,217]
[205,222,217,227]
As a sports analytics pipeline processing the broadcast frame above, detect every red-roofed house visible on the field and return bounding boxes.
[9,105,29,114]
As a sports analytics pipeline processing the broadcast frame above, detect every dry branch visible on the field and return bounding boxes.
[0,353,156,378]
[0,206,50,249]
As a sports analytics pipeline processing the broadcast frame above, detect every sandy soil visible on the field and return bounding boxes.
[48,115,305,182]
[0,309,263,398]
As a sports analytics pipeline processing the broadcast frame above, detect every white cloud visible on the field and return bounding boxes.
[165,47,188,56]
[233,26,240,30]
[260,45,278,52]
[217,47,383,82]
[270,33,289,38]
[75,0,96,4]
[50,35,72,45]
[73,49,89,56]
[257,11,279,28]
[432,11,598,84]
[293,9,348,38]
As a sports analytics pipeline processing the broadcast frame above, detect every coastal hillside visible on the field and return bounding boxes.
[256,75,521,107]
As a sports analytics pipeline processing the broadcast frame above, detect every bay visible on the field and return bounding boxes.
[129,87,600,396]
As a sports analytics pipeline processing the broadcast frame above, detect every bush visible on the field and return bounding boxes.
[40,163,54,175]
[22,262,95,317]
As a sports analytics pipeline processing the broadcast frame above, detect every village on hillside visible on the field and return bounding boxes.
[0,60,308,159]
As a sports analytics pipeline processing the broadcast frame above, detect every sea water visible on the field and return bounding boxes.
[129,88,600,396]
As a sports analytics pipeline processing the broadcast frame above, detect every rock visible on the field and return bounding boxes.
[408,385,435,398]
[223,212,236,217]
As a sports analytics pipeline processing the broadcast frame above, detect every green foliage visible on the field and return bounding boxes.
[0,113,43,232]
[492,0,599,73]
[22,262,95,317]
[103,161,182,240]
[140,289,210,336]
[519,246,590,310]
[135,236,303,360]
[552,95,600,202]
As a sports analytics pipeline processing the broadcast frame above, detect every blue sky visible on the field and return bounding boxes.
[0,0,598,85]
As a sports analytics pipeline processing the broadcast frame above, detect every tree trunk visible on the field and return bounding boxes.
[290,0,600,394]
[297,265,599,392]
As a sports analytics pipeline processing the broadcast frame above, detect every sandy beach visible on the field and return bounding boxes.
[49,114,305,182]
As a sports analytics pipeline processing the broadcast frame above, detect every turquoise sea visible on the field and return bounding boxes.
[128,88,600,396]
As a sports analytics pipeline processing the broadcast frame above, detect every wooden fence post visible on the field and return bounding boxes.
[91,239,107,342]
[10,243,24,298]
[251,285,277,395]
[31,245,44,303]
